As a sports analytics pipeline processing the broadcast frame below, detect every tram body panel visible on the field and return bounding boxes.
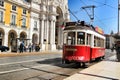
[63,45,91,62]
[63,21,105,64]
[91,47,105,59]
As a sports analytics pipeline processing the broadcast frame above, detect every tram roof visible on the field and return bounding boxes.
[64,21,104,36]
[64,22,95,31]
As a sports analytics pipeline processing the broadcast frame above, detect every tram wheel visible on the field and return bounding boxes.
[102,56,105,59]
[95,57,102,61]
[62,59,64,64]
[76,62,87,68]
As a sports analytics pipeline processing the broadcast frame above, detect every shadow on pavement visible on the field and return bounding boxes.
[37,58,81,69]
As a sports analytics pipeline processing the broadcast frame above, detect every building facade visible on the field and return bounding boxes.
[0,0,70,51]
[105,34,115,49]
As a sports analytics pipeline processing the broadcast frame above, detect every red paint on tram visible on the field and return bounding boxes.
[91,48,105,59]
[63,45,91,62]
[62,21,105,64]
[63,46,105,63]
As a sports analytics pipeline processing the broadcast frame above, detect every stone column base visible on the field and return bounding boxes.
[40,44,46,51]
[48,44,56,50]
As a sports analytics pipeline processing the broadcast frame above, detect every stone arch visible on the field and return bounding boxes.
[55,6,64,49]
[20,31,27,46]
[32,33,38,44]
[20,31,27,39]
[0,28,5,46]
[8,30,17,47]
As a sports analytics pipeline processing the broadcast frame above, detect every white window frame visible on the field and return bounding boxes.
[11,14,16,25]
[34,20,37,28]
[12,5,16,11]
[23,9,27,14]
[0,0,4,7]
[0,10,3,22]
[22,17,26,27]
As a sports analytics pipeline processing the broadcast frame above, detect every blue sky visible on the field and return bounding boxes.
[68,0,118,34]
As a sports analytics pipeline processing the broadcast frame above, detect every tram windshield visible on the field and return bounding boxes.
[77,32,85,45]
[66,32,75,45]
[64,32,85,45]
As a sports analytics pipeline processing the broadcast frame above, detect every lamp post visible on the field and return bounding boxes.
[118,0,120,34]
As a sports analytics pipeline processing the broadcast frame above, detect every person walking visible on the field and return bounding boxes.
[19,42,24,53]
[28,43,32,52]
[115,42,120,62]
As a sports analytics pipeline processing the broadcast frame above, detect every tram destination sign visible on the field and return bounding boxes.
[66,22,77,26]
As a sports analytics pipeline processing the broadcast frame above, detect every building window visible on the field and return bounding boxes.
[12,5,16,11]
[0,0,4,7]
[34,21,37,28]
[33,21,38,31]
[11,14,16,25]
[22,18,26,28]
[0,11,3,22]
[23,9,27,14]
[24,0,31,2]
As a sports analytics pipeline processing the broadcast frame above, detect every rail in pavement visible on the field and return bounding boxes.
[64,61,120,80]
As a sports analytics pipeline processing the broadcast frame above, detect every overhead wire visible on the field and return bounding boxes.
[68,9,79,21]
[80,0,96,23]
[94,16,117,22]
[79,0,117,22]
[69,0,117,33]
[79,0,117,33]
[91,0,117,9]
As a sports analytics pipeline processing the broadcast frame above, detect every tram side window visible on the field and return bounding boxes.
[67,32,75,45]
[87,34,91,45]
[63,32,67,45]
[94,36,104,47]
[101,39,105,47]
[77,32,85,45]
[98,38,101,47]
[94,36,97,47]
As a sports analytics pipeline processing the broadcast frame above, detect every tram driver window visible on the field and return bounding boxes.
[67,32,75,45]
[77,32,85,45]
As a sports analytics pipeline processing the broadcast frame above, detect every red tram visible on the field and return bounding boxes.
[62,21,105,66]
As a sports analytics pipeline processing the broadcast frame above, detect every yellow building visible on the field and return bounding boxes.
[0,0,70,52]
[0,0,31,52]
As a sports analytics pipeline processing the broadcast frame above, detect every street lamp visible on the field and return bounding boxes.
[118,0,120,35]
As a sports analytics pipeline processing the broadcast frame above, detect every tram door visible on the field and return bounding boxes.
[0,39,2,45]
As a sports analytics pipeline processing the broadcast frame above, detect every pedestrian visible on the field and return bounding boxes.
[35,44,40,52]
[28,43,32,52]
[115,42,120,62]
[19,42,24,53]
[31,43,35,52]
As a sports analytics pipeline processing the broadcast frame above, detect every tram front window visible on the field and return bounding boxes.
[77,32,85,45]
[67,32,75,45]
